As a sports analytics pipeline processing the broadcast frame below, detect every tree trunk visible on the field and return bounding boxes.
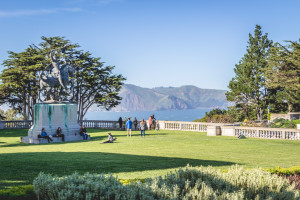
[22,89,27,120]
[27,94,30,120]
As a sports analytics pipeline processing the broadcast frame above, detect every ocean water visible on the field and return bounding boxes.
[85,109,211,122]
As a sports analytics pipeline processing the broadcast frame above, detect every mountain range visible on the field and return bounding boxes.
[106,84,230,111]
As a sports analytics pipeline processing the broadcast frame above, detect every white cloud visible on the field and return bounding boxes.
[0,7,83,18]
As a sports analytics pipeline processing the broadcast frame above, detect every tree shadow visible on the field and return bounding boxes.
[0,129,28,137]
[0,152,236,188]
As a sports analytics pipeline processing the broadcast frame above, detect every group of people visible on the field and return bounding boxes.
[118,115,157,137]
[39,115,158,144]
[39,125,89,143]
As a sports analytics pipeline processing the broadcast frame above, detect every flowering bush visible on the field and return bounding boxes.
[33,165,299,200]
[267,166,300,190]
[267,166,300,176]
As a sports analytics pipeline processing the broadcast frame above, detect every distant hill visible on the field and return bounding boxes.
[108,84,230,111]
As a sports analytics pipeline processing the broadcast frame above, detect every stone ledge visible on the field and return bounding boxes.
[21,135,90,144]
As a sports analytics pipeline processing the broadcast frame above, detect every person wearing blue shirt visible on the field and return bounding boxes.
[41,128,53,143]
[126,118,132,137]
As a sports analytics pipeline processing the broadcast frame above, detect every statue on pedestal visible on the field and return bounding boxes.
[38,47,75,102]
[21,42,88,144]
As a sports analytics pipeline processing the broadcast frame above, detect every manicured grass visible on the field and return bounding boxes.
[0,128,299,189]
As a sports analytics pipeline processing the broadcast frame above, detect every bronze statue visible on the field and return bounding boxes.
[38,48,75,102]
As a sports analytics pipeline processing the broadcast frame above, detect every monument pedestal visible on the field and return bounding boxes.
[21,103,87,144]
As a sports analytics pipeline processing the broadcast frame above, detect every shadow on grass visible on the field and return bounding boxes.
[0,129,28,137]
[0,152,236,188]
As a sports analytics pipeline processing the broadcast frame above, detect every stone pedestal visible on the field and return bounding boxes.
[21,103,86,144]
[207,126,221,136]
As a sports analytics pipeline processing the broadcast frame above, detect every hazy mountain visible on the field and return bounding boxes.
[110,84,230,111]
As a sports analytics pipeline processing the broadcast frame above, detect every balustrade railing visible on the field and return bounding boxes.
[235,127,300,140]
[79,120,118,129]
[0,120,33,129]
[163,121,231,132]
[1,119,299,140]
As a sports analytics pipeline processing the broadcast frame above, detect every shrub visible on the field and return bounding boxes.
[270,118,298,129]
[266,166,300,190]
[33,165,299,200]
[0,185,36,200]
[267,166,300,176]
[282,174,300,190]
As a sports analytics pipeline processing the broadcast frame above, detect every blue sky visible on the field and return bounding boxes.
[0,0,299,90]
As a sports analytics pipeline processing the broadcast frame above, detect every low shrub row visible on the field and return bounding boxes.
[33,165,299,200]
[270,118,300,129]
[267,166,300,176]
[266,166,300,190]
[0,185,36,200]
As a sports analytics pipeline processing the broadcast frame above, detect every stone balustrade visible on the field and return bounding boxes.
[79,120,118,129]
[208,125,300,140]
[1,119,299,140]
[0,120,33,129]
[162,121,230,132]
[234,126,300,140]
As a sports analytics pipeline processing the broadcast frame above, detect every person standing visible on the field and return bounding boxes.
[41,128,53,143]
[118,117,123,130]
[140,119,146,137]
[126,118,132,137]
[152,115,156,130]
[133,117,138,130]
[148,115,152,130]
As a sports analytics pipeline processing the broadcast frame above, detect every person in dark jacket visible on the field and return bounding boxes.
[53,127,65,142]
[41,128,53,143]
[79,125,88,140]
[118,117,123,130]
[133,117,138,130]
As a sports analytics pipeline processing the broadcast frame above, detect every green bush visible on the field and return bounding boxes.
[0,185,36,200]
[33,165,299,200]
[267,166,300,176]
[193,109,234,123]
[271,118,299,129]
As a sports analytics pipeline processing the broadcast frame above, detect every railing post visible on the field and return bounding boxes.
[282,131,286,139]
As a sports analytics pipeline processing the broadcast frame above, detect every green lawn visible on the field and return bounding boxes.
[0,128,299,189]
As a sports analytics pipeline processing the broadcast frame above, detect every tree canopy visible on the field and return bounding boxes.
[226,25,272,120]
[0,36,125,120]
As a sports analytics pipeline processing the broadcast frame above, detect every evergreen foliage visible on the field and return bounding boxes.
[226,25,300,121]
[266,40,300,112]
[0,47,44,120]
[0,36,125,120]
[226,25,272,121]
[72,51,125,120]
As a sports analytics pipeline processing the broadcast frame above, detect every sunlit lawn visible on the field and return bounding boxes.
[0,128,299,189]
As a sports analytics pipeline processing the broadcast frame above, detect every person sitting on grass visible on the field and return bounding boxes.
[53,127,65,142]
[41,128,53,143]
[79,125,88,140]
[102,132,117,143]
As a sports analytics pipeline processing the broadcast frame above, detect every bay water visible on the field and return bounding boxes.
[85,109,211,122]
